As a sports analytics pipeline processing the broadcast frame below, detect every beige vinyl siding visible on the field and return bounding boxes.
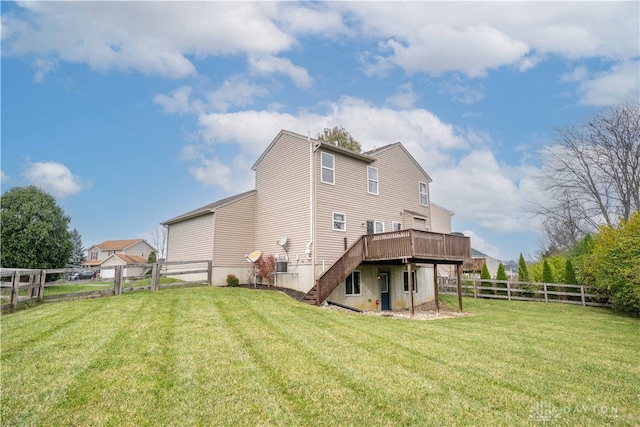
[166,214,214,262]
[430,204,453,234]
[123,241,155,259]
[213,193,256,266]
[315,144,432,264]
[254,132,311,262]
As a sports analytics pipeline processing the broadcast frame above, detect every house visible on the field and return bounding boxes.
[162,130,470,311]
[84,239,156,279]
[462,249,500,278]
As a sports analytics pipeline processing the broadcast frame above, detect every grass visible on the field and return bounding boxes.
[1,288,638,426]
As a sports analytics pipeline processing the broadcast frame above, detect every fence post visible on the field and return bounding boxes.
[113,266,123,295]
[473,279,477,298]
[507,281,512,301]
[38,270,46,301]
[207,260,213,287]
[151,263,158,291]
[543,283,548,303]
[11,271,20,308]
[27,274,36,299]
[580,285,586,306]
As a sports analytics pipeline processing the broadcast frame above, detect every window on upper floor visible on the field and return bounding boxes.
[419,181,429,206]
[392,221,402,231]
[321,152,335,184]
[403,270,418,293]
[332,212,346,231]
[345,271,361,295]
[90,251,98,260]
[367,166,379,195]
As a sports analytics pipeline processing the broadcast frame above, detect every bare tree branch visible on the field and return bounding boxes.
[532,103,640,252]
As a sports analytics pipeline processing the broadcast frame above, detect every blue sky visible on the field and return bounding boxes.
[2,1,639,261]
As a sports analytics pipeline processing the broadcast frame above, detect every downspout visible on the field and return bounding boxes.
[306,131,313,261]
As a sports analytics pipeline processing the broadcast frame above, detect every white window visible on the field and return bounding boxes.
[332,212,346,231]
[392,221,402,231]
[321,152,335,184]
[367,166,379,195]
[345,271,361,295]
[403,271,418,293]
[419,181,429,206]
[90,251,98,260]
[366,220,385,234]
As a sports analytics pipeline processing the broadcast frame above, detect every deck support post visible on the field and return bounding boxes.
[433,263,440,314]
[456,263,463,312]
[407,261,414,316]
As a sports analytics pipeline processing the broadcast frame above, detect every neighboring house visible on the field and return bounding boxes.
[163,129,470,311]
[463,248,500,278]
[84,239,156,279]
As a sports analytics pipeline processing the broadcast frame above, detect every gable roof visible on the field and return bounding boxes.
[111,254,148,264]
[365,142,432,182]
[82,254,149,266]
[91,239,149,251]
[162,190,256,225]
[252,129,375,171]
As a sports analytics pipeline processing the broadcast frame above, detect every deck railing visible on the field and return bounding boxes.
[364,229,470,261]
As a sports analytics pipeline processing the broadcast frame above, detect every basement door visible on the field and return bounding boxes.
[379,273,390,310]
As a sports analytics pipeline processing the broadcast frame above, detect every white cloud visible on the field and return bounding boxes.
[1,170,10,183]
[385,83,418,109]
[4,1,637,85]
[344,2,637,76]
[32,58,56,83]
[462,230,501,259]
[207,76,270,112]
[23,162,84,198]
[248,55,313,88]
[189,155,255,193]
[577,61,640,106]
[373,24,529,78]
[3,2,295,79]
[194,97,467,171]
[154,86,201,114]
[560,65,589,83]
[430,150,539,233]
[439,76,485,104]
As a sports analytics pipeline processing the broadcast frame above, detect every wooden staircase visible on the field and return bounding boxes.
[300,237,367,305]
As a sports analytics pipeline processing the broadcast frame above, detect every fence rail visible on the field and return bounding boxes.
[438,277,610,308]
[0,260,212,311]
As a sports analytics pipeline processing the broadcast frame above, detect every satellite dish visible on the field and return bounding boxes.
[277,236,288,248]
[246,250,261,263]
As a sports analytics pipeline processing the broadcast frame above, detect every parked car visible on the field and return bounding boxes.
[69,270,95,280]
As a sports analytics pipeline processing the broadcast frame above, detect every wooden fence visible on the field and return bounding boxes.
[438,277,610,308]
[0,260,212,311]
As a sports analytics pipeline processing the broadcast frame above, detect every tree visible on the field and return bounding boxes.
[564,259,577,285]
[317,126,362,153]
[149,225,167,259]
[1,186,73,269]
[583,212,640,315]
[517,253,530,282]
[480,263,492,294]
[496,263,508,289]
[68,228,86,267]
[542,259,555,283]
[533,103,640,252]
[147,251,157,263]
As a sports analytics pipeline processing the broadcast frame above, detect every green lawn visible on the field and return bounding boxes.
[1,287,638,426]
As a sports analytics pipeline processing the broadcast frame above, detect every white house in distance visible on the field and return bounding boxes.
[162,130,470,311]
[83,239,156,279]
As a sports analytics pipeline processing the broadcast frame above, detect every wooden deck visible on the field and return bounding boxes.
[301,230,471,306]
